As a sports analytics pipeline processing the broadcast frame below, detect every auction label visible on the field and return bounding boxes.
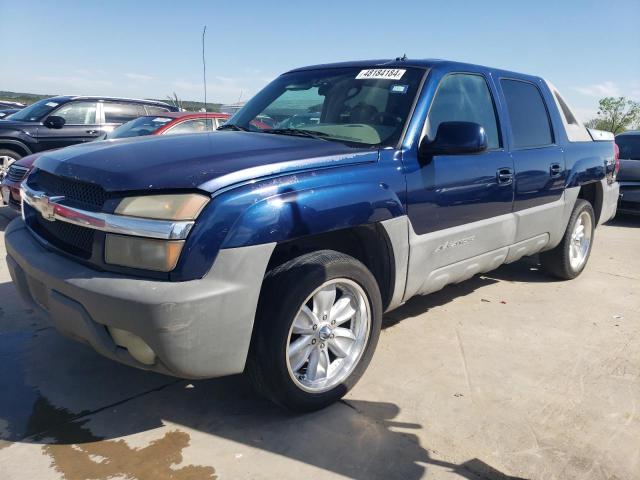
[356,69,406,80]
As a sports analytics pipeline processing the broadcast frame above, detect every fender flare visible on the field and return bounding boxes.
[0,138,33,156]
[221,181,405,249]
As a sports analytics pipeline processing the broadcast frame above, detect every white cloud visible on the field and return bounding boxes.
[124,73,154,81]
[574,81,621,98]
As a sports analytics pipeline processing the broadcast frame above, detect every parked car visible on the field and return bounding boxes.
[0,101,25,110]
[0,108,23,119]
[105,112,230,139]
[0,96,178,177]
[6,59,619,412]
[615,130,640,215]
[1,112,232,210]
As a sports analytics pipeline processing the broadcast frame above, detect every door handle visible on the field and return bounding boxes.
[86,129,99,135]
[550,163,562,177]
[497,167,514,186]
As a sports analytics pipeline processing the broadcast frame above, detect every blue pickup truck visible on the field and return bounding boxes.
[5,59,619,411]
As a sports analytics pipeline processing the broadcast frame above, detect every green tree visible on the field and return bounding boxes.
[585,97,640,134]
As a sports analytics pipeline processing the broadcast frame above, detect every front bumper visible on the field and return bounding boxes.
[5,218,275,378]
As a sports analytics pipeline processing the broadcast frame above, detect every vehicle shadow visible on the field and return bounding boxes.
[607,213,640,228]
[6,362,526,480]
[0,285,529,479]
[384,255,553,329]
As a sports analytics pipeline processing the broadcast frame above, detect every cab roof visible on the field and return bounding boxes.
[286,58,543,82]
[43,95,176,108]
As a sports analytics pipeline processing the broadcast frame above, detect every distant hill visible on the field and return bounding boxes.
[0,91,222,113]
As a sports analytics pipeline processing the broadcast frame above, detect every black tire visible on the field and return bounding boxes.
[246,250,382,412]
[0,149,22,179]
[540,199,595,280]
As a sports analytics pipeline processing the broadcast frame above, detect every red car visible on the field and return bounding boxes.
[1,112,231,210]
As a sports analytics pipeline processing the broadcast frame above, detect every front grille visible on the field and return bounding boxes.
[32,212,95,258]
[6,165,29,182]
[28,169,107,210]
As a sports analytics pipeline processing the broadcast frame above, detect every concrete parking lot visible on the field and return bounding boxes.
[0,206,638,480]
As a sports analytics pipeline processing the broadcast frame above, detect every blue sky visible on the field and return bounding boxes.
[1,0,638,120]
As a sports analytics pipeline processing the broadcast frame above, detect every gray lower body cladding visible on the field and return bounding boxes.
[386,180,619,305]
[5,218,275,379]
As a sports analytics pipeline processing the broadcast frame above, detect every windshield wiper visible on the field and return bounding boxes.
[217,123,250,132]
[262,128,331,141]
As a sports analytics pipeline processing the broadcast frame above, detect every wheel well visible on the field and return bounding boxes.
[267,225,395,310]
[578,181,603,224]
[0,142,30,157]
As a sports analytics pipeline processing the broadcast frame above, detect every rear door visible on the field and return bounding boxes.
[500,79,564,212]
[37,101,100,150]
[101,101,146,133]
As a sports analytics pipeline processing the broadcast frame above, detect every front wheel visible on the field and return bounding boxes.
[540,199,595,279]
[0,149,22,180]
[247,250,382,412]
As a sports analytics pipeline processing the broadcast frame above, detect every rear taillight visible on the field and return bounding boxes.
[614,143,620,179]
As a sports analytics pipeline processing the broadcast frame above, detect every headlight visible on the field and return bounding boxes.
[115,193,209,220]
[105,234,184,272]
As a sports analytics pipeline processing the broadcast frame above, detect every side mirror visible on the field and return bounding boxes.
[419,121,488,158]
[43,115,66,129]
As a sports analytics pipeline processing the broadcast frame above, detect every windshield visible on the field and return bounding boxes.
[9,98,62,122]
[227,67,425,147]
[616,135,640,160]
[109,116,173,139]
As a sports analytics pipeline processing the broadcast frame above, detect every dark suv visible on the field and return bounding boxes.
[0,96,178,176]
[616,130,640,215]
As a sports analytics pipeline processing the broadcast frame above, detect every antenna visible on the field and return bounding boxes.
[202,25,208,113]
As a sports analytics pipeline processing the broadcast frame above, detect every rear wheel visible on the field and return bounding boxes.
[0,149,22,179]
[247,250,382,412]
[540,199,595,279]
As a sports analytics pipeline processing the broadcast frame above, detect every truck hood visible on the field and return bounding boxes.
[33,132,378,193]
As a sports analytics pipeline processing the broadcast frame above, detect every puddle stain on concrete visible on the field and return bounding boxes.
[43,429,217,480]
[0,331,94,450]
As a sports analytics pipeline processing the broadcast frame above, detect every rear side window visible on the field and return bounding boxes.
[426,73,501,149]
[616,135,640,160]
[145,105,171,115]
[553,91,578,125]
[164,118,214,135]
[103,102,145,124]
[501,79,553,148]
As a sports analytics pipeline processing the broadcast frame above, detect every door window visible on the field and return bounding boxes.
[501,79,553,148]
[103,102,145,124]
[164,118,214,135]
[145,105,172,115]
[51,101,97,125]
[426,73,501,149]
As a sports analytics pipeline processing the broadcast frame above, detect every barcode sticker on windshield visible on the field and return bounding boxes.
[356,69,406,80]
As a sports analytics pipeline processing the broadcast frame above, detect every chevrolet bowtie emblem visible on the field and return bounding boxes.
[33,193,65,221]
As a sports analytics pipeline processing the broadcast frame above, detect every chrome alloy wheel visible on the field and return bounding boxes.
[0,154,17,179]
[569,211,592,270]
[286,278,371,393]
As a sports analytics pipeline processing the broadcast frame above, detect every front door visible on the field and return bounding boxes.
[403,72,515,297]
[37,101,101,151]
